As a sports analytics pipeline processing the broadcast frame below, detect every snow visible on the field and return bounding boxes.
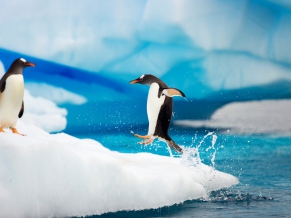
[174,100,291,135]
[21,90,67,133]
[0,121,238,217]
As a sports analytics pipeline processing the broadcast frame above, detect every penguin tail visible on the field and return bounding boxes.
[166,139,183,153]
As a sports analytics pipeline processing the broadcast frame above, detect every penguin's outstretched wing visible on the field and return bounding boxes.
[18,101,24,118]
[161,88,186,98]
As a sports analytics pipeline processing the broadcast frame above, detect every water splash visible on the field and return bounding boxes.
[180,146,201,167]
[210,150,217,168]
[181,132,218,168]
[207,189,274,202]
[167,145,174,157]
[206,134,217,151]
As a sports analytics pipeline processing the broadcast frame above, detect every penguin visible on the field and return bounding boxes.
[130,74,186,153]
[0,58,36,135]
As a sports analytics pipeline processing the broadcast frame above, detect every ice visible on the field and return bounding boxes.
[25,82,87,105]
[0,121,238,217]
[174,99,291,135]
[21,90,67,132]
[0,61,4,77]
[0,1,291,131]
[0,1,291,100]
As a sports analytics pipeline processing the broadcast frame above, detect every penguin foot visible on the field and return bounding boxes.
[0,127,5,133]
[10,128,26,136]
[138,137,154,145]
[133,133,151,139]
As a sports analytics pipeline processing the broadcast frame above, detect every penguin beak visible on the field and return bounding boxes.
[130,78,141,84]
[25,62,36,67]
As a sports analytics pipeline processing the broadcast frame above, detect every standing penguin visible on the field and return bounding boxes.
[130,74,186,153]
[0,58,36,135]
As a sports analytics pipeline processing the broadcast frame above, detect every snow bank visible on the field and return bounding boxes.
[0,121,238,217]
[21,90,67,133]
[174,100,291,135]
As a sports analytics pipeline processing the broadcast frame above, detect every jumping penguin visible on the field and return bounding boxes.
[0,58,36,135]
[130,74,186,153]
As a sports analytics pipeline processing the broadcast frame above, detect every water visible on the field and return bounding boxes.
[75,128,291,217]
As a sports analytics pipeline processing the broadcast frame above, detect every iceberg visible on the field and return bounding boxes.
[0,121,238,217]
[174,99,291,135]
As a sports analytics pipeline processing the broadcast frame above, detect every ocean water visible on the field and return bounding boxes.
[76,127,291,218]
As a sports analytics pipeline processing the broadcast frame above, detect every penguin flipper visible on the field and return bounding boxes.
[0,79,6,93]
[162,88,186,98]
[18,101,24,118]
[166,139,183,153]
[0,73,10,93]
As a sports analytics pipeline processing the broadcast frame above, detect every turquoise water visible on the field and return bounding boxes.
[76,128,291,217]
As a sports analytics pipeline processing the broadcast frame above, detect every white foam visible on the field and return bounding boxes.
[0,121,238,217]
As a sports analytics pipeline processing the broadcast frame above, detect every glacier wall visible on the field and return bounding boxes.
[0,0,291,131]
[0,0,291,99]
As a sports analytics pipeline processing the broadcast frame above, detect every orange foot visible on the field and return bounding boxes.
[0,127,5,133]
[10,127,26,136]
[138,137,155,145]
[133,133,151,139]
[131,131,154,145]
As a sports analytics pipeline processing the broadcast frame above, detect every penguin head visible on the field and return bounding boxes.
[130,74,160,86]
[8,58,36,74]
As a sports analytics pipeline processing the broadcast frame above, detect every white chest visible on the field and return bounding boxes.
[0,74,24,127]
[147,83,165,135]
[3,74,24,100]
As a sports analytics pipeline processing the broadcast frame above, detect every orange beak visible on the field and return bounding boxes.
[129,79,140,84]
[25,62,36,67]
